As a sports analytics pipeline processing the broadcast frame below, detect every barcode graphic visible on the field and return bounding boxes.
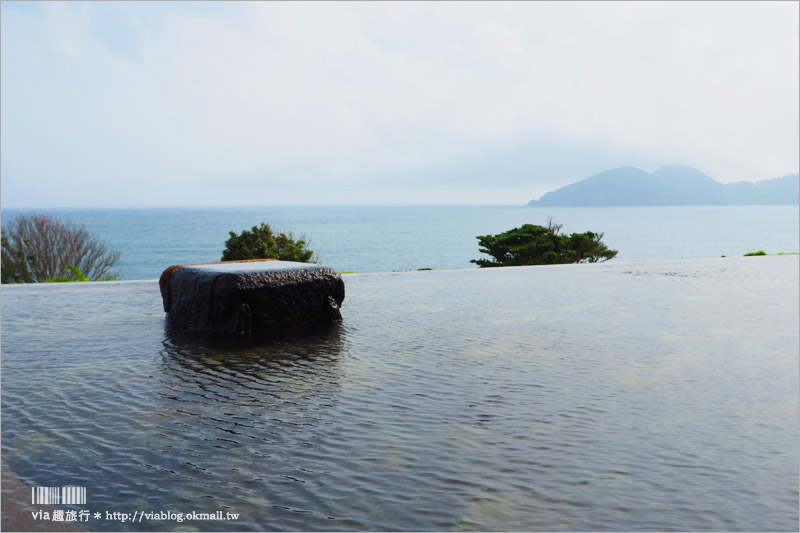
[31,486,86,505]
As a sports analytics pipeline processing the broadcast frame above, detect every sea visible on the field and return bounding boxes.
[2,205,798,279]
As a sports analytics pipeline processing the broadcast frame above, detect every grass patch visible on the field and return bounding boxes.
[743,251,798,257]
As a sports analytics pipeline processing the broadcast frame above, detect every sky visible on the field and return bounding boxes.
[1,1,798,208]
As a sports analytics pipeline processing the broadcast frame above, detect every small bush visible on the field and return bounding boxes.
[221,222,315,263]
[743,250,768,256]
[471,218,618,267]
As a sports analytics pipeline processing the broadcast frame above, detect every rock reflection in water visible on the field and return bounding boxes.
[160,323,345,384]
[157,325,346,415]
[104,326,350,531]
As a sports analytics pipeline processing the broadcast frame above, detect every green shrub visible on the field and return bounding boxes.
[743,250,768,256]
[221,222,315,263]
[471,218,618,267]
[47,264,90,283]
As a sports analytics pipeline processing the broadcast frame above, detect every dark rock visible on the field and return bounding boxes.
[160,260,345,335]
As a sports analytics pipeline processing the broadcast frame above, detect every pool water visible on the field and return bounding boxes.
[2,257,798,531]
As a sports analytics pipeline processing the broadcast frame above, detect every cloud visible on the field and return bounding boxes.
[1,1,797,207]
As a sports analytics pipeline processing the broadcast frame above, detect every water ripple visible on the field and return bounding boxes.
[2,257,798,531]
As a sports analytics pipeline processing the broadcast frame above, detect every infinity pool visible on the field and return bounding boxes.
[2,257,798,531]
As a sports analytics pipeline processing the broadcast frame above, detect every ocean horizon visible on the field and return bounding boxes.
[2,204,799,280]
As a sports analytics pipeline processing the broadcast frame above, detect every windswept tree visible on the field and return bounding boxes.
[1,214,121,283]
[221,222,315,263]
[471,218,618,267]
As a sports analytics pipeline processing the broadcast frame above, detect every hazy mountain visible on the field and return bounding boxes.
[722,174,800,205]
[528,166,799,206]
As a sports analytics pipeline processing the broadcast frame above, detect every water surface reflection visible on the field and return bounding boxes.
[2,258,798,531]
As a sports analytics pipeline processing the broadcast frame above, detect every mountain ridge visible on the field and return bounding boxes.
[528,166,799,206]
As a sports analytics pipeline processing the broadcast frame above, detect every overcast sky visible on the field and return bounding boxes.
[2,1,798,207]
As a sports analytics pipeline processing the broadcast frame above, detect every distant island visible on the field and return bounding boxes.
[528,166,799,206]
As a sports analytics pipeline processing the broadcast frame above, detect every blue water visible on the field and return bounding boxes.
[2,205,798,280]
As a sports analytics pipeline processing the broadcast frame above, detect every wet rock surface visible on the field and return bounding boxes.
[160,260,344,335]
